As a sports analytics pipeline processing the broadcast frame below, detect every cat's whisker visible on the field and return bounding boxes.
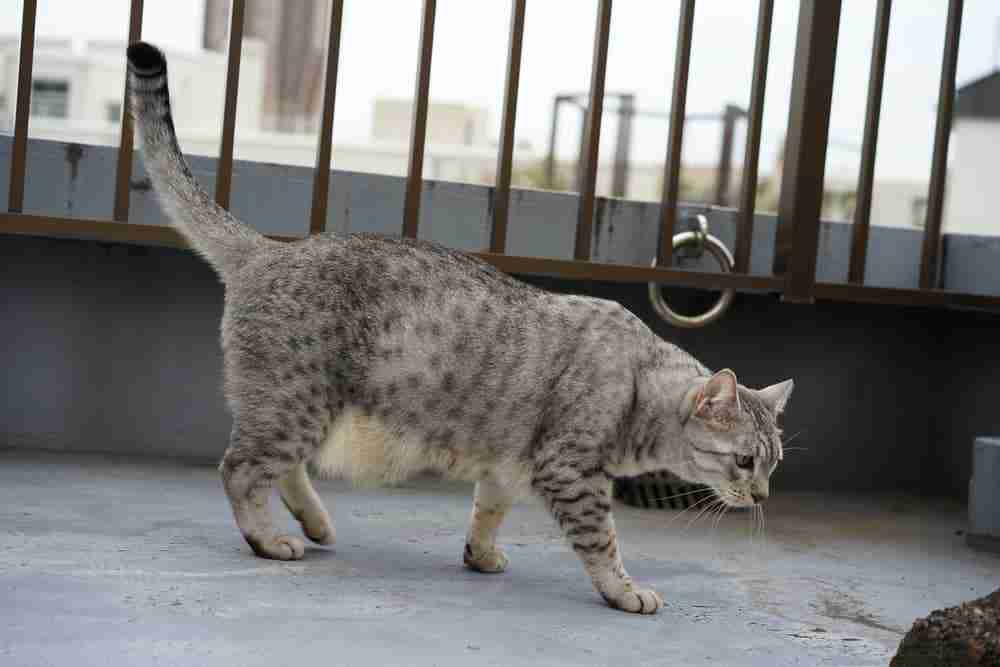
[648,487,711,503]
[782,430,805,447]
[711,502,728,530]
[683,499,723,532]
[665,493,717,528]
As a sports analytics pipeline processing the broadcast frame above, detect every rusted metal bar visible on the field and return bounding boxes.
[0,207,788,292]
[112,0,145,222]
[402,0,437,239]
[919,0,963,290]
[214,0,246,211]
[0,212,297,248]
[573,0,613,261]
[475,252,785,291]
[734,0,773,274]
[810,281,1000,311]
[8,0,38,213]
[657,0,695,267]
[848,0,891,285]
[771,0,841,303]
[309,0,345,235]
[489,0,526,254]
[10,211,1000,312]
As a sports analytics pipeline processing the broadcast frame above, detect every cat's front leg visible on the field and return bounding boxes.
[463,478,512,573]
[534,464,663,614]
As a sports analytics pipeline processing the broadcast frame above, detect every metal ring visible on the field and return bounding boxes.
[648,231,736,329]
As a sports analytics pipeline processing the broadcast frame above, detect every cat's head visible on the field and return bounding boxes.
[677,369,793,508]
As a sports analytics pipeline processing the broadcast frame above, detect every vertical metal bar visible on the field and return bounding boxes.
[7,0,38,213]
[544,96,563,190]
[573,0,613,261]
[919,0,963,290]
[402,0,437,239]
[714,104,740,206]
[611,94,634,198]
[771,0,841,303]
[848,0,891,284]
[657,0,695,267]
[734,0,773,274]
[309,0,345,235]
[214,0,246,211]
[113,0,144,222]
[489,0,526,254]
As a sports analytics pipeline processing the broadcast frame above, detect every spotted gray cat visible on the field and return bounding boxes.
[126,42,794,615]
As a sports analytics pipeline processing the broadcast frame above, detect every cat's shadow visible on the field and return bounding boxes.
[285,539,670,620]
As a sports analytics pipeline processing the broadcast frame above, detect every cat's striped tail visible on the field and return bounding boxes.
[126,41,271,279]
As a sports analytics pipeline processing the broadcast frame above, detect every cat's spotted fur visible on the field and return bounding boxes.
[127,42,793,614]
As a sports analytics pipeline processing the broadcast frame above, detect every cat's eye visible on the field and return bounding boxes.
[734,454,755,470]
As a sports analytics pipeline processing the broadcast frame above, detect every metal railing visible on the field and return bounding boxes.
[2,0,997,312]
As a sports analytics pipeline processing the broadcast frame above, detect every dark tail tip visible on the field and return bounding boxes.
[127,41,166,77]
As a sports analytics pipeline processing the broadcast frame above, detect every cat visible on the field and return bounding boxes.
[126,41,793,615]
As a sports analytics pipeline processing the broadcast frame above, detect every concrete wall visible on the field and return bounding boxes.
[3,233,998,499]
[933,312,1000,499]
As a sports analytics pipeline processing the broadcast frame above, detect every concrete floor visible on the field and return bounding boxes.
[0,450,996,666]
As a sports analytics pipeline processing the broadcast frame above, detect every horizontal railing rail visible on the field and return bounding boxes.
[2,0,997,313]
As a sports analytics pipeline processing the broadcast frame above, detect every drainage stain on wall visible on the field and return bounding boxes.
[64,143,84,214]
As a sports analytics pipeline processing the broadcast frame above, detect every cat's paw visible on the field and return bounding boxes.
[304,520,335,546]
[246,534,306,560]
[280,496,335,546]
[463,543,509,573]
[602,585,663,614]
[299,511,335,546]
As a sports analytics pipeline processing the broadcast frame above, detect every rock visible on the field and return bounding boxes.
[891,589,1000,666]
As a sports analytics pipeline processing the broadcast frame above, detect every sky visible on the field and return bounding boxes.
[2,0,999,186]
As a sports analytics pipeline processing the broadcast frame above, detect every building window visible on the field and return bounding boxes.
[30,80,69,118]
[106,102,122,124]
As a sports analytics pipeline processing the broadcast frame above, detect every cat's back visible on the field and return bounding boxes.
[229,231,537,309]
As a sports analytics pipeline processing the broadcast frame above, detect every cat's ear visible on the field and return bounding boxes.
[692,369,740,423]
[757,379,794,414]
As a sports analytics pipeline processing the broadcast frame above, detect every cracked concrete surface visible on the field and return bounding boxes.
[0,450,996,666]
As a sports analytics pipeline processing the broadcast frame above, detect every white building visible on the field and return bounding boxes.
[944,70,1000,236]
[0,37,528,182]
[0,36,267,152]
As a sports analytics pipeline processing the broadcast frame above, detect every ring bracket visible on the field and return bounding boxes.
[648,215,735,329]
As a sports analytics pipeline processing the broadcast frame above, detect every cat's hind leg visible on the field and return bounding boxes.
[463,478,512,573]
[220,414,315,561]
[278,462,335,545]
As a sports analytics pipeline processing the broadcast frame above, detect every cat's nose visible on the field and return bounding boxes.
[751,491,767,504]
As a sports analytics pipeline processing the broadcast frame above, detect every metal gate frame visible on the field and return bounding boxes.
[3,0,996,312]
